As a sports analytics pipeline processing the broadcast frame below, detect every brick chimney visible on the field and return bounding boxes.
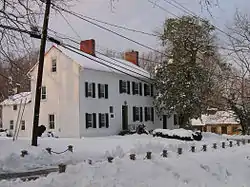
[80,39,95,56]
[124,50,139,66]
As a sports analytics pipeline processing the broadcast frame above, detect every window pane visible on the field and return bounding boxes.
[88,83,93,96]
[100,84,105,97]
[52,59,57,72]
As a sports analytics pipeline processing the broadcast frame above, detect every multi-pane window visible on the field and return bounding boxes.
[144,84,154,97]
[86,113,96,128]
[145,107,154,121]
[10,120,14,130]
[41,86,47,100]
[21,120,25,130]
[85,82,96,98]
[132,82,139,95]
[98,84,108,99]
[49,114,55,129]
[99,113,109,128]
[119,80,130,94]
[133,106,143,122]
[13,105,17,111]
[52,58,57,72]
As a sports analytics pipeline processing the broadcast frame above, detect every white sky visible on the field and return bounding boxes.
[45,0,250,54]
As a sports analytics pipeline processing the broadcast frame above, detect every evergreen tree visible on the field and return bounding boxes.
[154,16,217,127]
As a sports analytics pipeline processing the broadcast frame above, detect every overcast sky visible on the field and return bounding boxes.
[47,0,250,54]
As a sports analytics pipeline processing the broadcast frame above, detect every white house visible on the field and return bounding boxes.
[0,39,176,138]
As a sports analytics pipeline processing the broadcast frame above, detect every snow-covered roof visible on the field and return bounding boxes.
[0,92,31,106]
[191,111,239,126]
[58,46,151,79]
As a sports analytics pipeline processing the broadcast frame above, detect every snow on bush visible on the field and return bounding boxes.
[153,128,202,141]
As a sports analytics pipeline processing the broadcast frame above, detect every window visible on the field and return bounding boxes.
[119,80,130,94]
[211,127,216,133]
[109,106,114,113]
[21,120,25,130]
[41,86,46,100]
[13,105,17,111]
[144,84,154,97]
[98,84,108,99]
[174,114,178,126]
[99,113,109,128]
[85,82,96,98]
[133,107,143,122]
[145,107,154,121]
[10,120,14,130]
[49,114,55,129]
[52,58,57,72]
[132,82,139,95]
[86,113,96,128]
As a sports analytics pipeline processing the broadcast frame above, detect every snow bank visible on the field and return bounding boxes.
[1,145,250,187]
[0,92,31,106]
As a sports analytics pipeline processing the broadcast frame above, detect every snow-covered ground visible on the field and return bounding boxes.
[0,133,249,187]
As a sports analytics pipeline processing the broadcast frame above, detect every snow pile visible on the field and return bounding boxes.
[1,145,250,187]
[0,92,31,106]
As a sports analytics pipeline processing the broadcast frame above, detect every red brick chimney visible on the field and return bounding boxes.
[124,50,139,66]
[80,39,95,56]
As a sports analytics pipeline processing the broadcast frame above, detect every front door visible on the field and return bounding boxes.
[163,115,168,129]
[122,105,128,130]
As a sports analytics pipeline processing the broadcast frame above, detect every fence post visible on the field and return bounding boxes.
[242,139,246,145]
[178,148,182,155]
[191,146,195,153]
[88,159,92,165]
[202,145,207,152]
[107,156,114,163]
[68,145,73,152]
[58,164,67,173]
[213,143,217,149]
[162,150,168,158]
[21,150,28,157]
[229,141,233,147]
[222,142,225,149]
[146,152,152,159]
[130,154,136,160]
[248,139,250,144]
[237,140,240,146]
[46,147,52,154]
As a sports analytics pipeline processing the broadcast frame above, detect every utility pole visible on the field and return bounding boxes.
[31,0,51,146]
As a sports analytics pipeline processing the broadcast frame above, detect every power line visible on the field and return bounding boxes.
[51,3,169,57]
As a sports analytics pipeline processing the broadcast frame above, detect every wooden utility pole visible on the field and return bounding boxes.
[31,0,51,146]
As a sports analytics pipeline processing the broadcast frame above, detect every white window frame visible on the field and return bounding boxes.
[21,120,25,130]
[100,84,105,98]
[10,120,14,130]
[134,107,140,121]
[87,114,94,128]
[99,113,106,128]
[88,83,93,97]
[51,58,57,72]
[41,86,47,100]
[48,114,55,129]
[121,81,127,93]
[145,107,152,121]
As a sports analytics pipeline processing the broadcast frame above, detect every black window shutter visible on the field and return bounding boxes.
[106,113,109,128]
[99,113,102,128]
[119,80,123,93]
[151,107,154,122]
[105,84,108,99]
[132,82,135,95]
[85,113,89,128]
[127,81,130,94]
[139,83,142,96]
[98,84,101,98]
[144,84,147,96]
[93,113,96,128]
[140,107,143,122]
[92,83,96,98]
[133,107,136,122]
[145,107,148,121]
[151,84,154,97]
[85,82,88,98]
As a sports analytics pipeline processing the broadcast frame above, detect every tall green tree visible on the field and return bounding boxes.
[154,16,218,127]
